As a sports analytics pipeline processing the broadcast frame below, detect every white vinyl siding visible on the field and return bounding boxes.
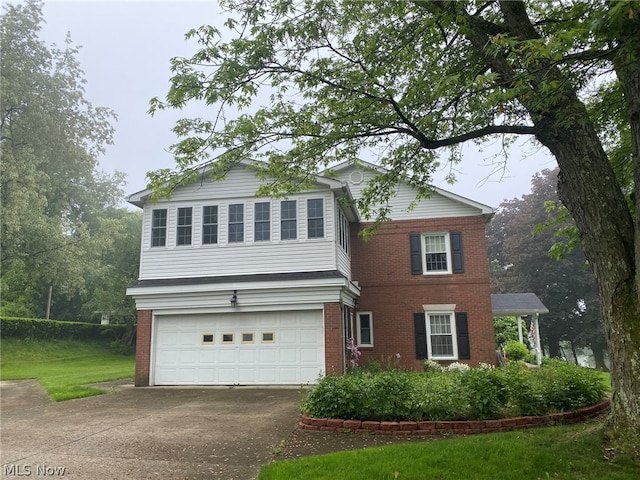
[337,166,484,220]
[138,190,345,280]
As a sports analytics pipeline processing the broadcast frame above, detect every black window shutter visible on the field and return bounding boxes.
[455,312,471,360]
[410,233,422,275]
[450,231,464,273]
[414,313,427,359]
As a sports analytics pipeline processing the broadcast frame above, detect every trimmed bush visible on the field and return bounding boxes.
[504,340,530,361]
[301,361,606,422]
[0,317,128,342]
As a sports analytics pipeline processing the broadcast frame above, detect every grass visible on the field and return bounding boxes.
[598,370,612,391]
[0,337,134,401]
[260,420,640,480]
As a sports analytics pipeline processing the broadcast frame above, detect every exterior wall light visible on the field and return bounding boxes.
[230,290,238,306]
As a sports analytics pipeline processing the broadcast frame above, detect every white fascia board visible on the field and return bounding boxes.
[126,276,358,297]
[432,187,495,216]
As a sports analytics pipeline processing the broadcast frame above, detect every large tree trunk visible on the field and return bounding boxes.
[591,340,609,372]
[459,0,640,454]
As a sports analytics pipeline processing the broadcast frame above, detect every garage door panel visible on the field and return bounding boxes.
[238,350,256,363]
[154,311,324,385]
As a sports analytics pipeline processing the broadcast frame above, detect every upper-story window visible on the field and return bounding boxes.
[410,232,463,275]
[337,207,350,254]
[280,200,297,240]
[228,204,244,243]
[307,199,324,239]
[202,205,218,245]
[176,207,193,246]
[254,202,270,241]
[423,233,450,273]
[151,209,167,247]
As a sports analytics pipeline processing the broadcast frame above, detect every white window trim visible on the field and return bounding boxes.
[306,198,325,239]
[356,312,374,347]
[280,200,298,241]
[424,305,458,360]
[421,232,452,275]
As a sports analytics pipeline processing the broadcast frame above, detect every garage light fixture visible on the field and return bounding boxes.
[230,290,238,306]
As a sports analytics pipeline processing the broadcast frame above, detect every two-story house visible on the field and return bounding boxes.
[126,159,496,386]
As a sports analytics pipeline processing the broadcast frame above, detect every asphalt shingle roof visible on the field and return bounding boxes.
[491,293,549,316]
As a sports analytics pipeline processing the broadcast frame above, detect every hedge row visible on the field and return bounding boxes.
[301,362,607,422]
[0,316,130,342]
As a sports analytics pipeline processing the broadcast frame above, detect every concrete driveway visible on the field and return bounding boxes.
[0,380,302,480]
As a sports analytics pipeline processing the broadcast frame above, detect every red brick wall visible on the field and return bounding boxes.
[351,216,496,369]
[324,302,344,375]
[135,310,152,386]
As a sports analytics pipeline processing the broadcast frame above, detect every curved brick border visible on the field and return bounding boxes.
[298,398,610,436]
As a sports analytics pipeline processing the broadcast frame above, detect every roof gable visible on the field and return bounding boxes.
[127,159,354,213]
[327,160,494,219]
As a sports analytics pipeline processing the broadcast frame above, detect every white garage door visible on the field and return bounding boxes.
[153,311,324,385]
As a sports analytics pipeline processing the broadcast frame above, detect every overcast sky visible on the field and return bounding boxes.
[35,0,558,209]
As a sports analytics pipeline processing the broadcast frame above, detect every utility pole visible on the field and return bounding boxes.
[46,286,52,319]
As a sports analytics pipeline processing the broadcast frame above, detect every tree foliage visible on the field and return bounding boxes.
[0,0,138,323]
[488,169,606,366]
[151,0,640,452]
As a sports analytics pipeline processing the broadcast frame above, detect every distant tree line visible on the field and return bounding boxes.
[487,169,607,369]
[1,0,140,325]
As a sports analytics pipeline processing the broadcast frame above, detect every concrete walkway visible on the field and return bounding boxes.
[0,380,302,480]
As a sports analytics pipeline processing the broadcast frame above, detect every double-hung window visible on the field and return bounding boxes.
[254,202,270,241]
[411,232,463,275]
[176,207,192,245]
[280,200,297,240]
[151,209,167,247]
[426,312,457,359]
[202,205,218,244]
[228,204,244,243]
[423,233,450,273]
[356,312,373,347]
[307,198,324,238]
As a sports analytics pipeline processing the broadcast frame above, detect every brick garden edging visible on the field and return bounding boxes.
[298,398,610,436]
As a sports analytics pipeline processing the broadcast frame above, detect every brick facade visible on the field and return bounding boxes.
[323,302,344,375]
[351,216,496,369]
[135,309,152,387]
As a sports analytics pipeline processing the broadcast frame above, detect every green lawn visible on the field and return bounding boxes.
[0,338,134,400]
[260,420,639,480]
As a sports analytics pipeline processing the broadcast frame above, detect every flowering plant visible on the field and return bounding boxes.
[346,337,361,371]
[446,361,471,372]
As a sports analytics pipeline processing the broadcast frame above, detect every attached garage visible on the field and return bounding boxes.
[152,310,325,385]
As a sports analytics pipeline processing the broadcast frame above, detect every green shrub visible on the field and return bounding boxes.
[537,362,607,412]
[460,367,509,419]
[504,340,530,361]
[409,372,468,421]
[302,362,606,422]
[0,316,128,342]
